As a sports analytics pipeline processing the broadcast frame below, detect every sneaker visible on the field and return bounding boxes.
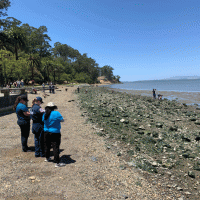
[27,147,33,152]
[55,163,66,168]
[44,158,51,162]
[22,148,32,152]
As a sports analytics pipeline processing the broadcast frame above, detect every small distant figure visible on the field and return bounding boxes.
[32,80,35,86]
[21,79,24,87]
[9,81,12,88]
[85,89,87,94]
[77,85,80,93]
[32,88,37,94]
[49,83,52,93]
[51,84,55,94]
[17,80,21,88]
[152,89,156,99]
[42,83,45,93]
[158,94,163,100]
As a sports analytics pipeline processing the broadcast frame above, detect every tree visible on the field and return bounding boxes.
[3,27,27,60]
[1,18,28,60]
[0,49,30,84]
[74,72,92,83]
[59,73,72,84]
[1,17,22,30]
[101,65,114,81]
[0,13,119,84]
[52,42,80,62]
[0,31,11,50]
[115,75,121,82]
[33,26,52,58]
[0,0,11,28]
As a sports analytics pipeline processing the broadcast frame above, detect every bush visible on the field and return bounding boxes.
[74,72,92,83]
[58,73,72,84]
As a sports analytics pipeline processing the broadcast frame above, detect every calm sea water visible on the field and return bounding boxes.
[104,79,200,105]
[108,79,200,92]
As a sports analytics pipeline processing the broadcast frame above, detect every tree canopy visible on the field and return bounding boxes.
[0,0,11,28]
[0,2,120,86]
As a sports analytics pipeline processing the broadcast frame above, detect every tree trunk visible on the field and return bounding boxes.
[15,46,18,60]
[32,62,34,80]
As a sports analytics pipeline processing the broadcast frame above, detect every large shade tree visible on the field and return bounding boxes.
[52,42,80,62]
[101,65,114,81]
[1,17,28,60]
[0,0,11,28]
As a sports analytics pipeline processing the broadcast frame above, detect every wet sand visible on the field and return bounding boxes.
[106,88,200,105]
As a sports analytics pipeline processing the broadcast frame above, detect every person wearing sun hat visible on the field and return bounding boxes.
[30,97,45,157]
[13,94,31,152]
[42,102,65,167]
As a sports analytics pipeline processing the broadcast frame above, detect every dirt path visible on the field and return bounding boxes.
[0,87,165,200]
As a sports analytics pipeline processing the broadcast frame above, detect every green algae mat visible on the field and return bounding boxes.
[77,86,200,197]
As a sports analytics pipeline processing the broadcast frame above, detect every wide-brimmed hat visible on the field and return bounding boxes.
[46,102,57,108]
[36,96,43,103]
[20,95,28,101]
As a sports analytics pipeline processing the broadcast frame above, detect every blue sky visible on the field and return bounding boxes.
[4,0,200,81]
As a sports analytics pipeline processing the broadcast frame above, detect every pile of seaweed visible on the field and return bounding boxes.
[77,86,200,198]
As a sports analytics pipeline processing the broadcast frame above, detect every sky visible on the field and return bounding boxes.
[3,0,200,81]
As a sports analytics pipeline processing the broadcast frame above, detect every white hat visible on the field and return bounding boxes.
[46,102,57,107]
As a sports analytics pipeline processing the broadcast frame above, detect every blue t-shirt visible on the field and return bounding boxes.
[42,111,63,133]
[16,103,30,125]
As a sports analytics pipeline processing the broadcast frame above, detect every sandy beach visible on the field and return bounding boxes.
[0,86,169,200]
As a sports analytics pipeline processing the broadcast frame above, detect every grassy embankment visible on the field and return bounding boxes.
[77,86,200,196]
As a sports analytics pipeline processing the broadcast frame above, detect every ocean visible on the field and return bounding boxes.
[105,79,200,105]
[108,79,200,92]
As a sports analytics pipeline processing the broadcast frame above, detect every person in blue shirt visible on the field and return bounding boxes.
[42,102,65,167]
[30,97,45,157]
[13,95,31,152]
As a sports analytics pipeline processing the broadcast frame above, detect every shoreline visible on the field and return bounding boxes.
[103,87,200,105]
[77,86,200,199]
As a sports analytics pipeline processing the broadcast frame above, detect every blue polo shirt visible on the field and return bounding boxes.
[16,103,30,125]
[31,104,43,123]
[31,104,44,133]
[42,111,63,133]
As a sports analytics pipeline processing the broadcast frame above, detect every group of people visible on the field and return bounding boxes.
[49,83,55,94]
[13,94,65,167]
[152,89,163,100]
[11,80,24,88]
[41,82,55,94]
[4,80,24,88]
